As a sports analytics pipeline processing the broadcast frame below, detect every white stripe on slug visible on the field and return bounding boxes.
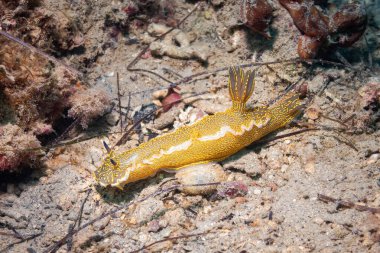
[142,140,193,165]
[198,117,271,142]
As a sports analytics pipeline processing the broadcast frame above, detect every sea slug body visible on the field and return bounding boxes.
[95,67,303,189]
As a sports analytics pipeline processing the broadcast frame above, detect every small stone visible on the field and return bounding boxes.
[147,220,160,232]
[330,224,349,240]
[367,153,379,165]
[250,219,261,227]
[304,160,316,174]
[235,196,247,204]
[132,198,165,224]
[253,189,262,195]
[151,106,181,130]
[313,217,324,225]
[216,181,249,199]
[280,164,289,173]
[211,0,224,6]
[164,208,186,227]
[158,219,168,228]
[39,176,48,183]
[305,106,320,120]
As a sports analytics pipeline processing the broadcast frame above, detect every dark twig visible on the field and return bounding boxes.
[77,189,91,228]
[0,231,22,238]
[114,105,157,147]
[294,121,358,151]
[320,113,348,128]
[0,231,44,252]
[0,222,24,239]
[50,118,81,146]
[63,189,91,253]
[124,91,132,131]
[162,67,184,79]
[116,72,123,134]
[317,194,380,213]
[129,232,208,253]
[249,128,319,149]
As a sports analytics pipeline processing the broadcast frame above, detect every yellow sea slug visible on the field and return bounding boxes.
[95,67,303,189]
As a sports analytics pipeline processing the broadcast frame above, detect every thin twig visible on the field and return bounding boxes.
[124,91,132,131]
[162,67,184,79]
[129,232,208,253]
[294,121,358,151]
[50,118,81,146]
[320,113,348,128]
[116,72,123,134]
[317,194,380,213]
[249,128,319,149]
[0,222,24,239]
[63,189,91,253]
[0,231,44,252]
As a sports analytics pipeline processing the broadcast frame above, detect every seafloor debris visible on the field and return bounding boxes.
[0,0,84,52]
[279,0,367,59]
[0,124,41,172]
[68,85,112,129]
[147,23,210,63]
[355,80,380,131]
[123,0,177,28]
[240,0,274,39]
[215,181,249,199]
[0,37,111,171]
[161,87,182,112]
[0,38,78,132]
[358,80,380,111]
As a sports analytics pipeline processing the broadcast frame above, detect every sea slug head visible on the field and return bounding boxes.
[94,141,136,189]
[94,151,126,189]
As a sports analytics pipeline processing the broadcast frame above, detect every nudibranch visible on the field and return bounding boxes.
[94,67,303,189]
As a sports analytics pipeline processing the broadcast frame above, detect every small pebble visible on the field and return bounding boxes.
[304,160,316,174]
[235,196,247,204]
[305,107,320,120]
[313,217,324,225]
[253,189,262,195]
[280,164,289,173]
[147,220,160,232]
[367,153,379,165]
